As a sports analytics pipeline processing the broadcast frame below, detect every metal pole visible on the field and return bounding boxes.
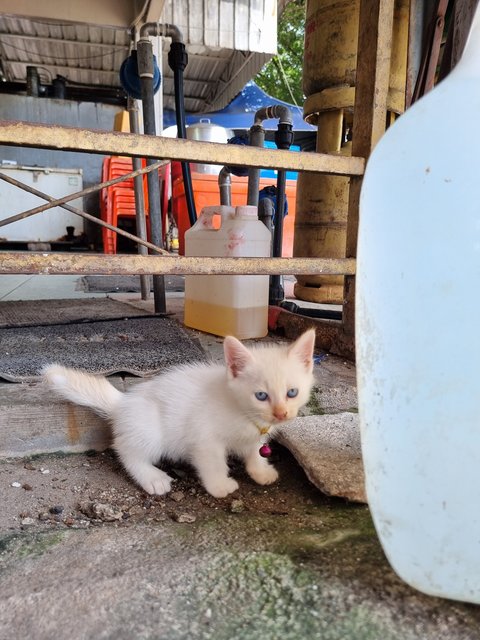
[137,36,167,313]
[0,252,357,276]
[128,97,151,300]
[218,168,232,206]
[0,121,365,176]
[247,125,265,207]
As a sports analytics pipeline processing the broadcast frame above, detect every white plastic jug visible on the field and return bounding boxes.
[184,205,271,339]
[356,7,480,604]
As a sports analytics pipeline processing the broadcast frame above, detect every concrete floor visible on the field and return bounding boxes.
[0,274,107,301]
[1,274,480,640]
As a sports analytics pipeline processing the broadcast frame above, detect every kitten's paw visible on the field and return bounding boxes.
[204,477,239,498]
[248,464,279,486]
[139,468,173,495]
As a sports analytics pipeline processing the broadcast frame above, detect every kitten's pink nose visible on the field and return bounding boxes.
[273,406,288,421]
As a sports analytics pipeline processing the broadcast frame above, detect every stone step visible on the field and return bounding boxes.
[277,413,366,503]
[0,378,136,457]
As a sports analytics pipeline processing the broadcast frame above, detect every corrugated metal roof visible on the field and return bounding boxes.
[0,15,130,87]
[0,0,277,113]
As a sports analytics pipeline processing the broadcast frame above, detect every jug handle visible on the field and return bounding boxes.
[196,206,233,229]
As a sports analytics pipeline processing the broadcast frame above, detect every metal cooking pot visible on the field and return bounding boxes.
[186,118,233,174]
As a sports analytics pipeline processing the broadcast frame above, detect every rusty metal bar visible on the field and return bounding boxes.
[0,121,365,177]
[343,0,395,342]
[0,160,168,229]
[0,171,170,256]
[411,0,450,104]
[0,252,356,277]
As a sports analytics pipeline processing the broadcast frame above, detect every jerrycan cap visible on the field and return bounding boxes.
[235,205,258,219]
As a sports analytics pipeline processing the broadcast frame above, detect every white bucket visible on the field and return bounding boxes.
[184,205,271,339]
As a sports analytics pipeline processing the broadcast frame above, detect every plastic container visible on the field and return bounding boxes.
[186,119,233,174]
[172,172,297,256]
[356,6,480,604]
[184,204,271,339]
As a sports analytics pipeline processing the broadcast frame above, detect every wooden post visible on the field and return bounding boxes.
[343,0,396,344]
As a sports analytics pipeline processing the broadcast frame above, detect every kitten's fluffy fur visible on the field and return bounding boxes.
[42,329,315,498]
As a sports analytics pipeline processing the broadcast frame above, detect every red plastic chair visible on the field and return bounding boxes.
[101,156,148,254]
[158,162,171,247]
[101,156,170,254]
[103,188,139,254]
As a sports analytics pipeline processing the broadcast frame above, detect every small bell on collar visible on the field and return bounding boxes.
[259,443,272,458]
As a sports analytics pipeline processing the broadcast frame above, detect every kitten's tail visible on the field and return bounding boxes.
[41,364,122,419]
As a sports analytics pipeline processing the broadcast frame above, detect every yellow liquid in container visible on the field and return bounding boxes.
[184,205,271,339]
[184,298,269,339]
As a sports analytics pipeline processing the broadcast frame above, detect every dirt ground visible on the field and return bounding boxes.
[0,444,327,533]
[2,446,480,640]
[2,299,480,639]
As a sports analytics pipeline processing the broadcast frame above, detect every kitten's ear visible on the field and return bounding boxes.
[288,329,316,371]
[224,336,254,378]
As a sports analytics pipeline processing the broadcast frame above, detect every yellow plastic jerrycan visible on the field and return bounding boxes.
[184,204,271,339]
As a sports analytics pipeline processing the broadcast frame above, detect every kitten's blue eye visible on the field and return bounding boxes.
[255,391,269,401]
[287,388,299,398]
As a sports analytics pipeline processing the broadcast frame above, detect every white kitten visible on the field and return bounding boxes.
[42,329,316,498]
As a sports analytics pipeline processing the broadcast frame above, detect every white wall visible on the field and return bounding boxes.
[0,94,122,244]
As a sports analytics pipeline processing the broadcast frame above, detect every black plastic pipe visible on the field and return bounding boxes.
[247,105,293,208]
[271,120,294,306]
[269,171,287,304]
[139,23,196,226]
[279,300,342,321]
[168,41,197,226]
[246,106,294,305]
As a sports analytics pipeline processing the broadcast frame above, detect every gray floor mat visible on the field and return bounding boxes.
[0,316,206,382]
[0,298,149,328]
[82,275,185,293]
